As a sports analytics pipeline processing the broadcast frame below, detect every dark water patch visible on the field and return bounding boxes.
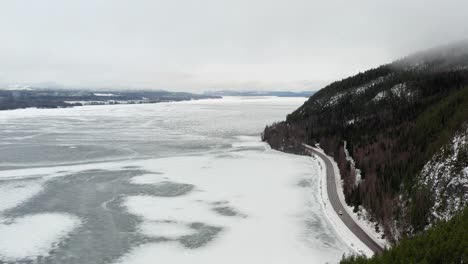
[305,215,341,250]
[0,165,22,171]
[0,176,43,184]
[298,179,312,187]
[121,166,141,169]
[213,206,243,217]
[215,153,241,159]
[151,181,194,197]
[229,146,264,153]
[77,169,111,174]
[306,217,321,230]
[178,223,222,249]
[154,219,177,224]
[0,169,193,264]
[211,200,229,206]
[0,145,132,165]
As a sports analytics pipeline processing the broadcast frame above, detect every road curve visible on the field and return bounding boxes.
[304,144,384,254]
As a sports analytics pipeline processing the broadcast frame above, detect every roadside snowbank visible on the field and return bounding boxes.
[309,146,388,255]
[310,150,374,257]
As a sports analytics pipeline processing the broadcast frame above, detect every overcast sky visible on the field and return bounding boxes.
[1,0,468,92]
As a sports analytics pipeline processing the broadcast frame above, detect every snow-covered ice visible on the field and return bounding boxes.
[0,213,81,261]
[138,221,196,238]
[0,97,355,263]
[0,179,44,212]
[116,147,350,263]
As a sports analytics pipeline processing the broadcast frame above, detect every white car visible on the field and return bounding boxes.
[339,210,343,216]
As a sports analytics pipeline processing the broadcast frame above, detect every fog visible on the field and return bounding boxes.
[1,0,468,91]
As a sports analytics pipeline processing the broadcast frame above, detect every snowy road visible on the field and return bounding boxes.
[304,145,384,254]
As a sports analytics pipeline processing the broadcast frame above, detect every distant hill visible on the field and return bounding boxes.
[263,41,468,244]
[204,90,315,97]
[0,88,220,111]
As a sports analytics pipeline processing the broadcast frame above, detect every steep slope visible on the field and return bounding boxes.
[419,124,468,224]
[339,207,468,264]
[263,41,468,242]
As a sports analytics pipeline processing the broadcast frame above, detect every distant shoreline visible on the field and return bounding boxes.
[0,89,220,111]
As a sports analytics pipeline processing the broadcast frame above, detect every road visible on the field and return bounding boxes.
[304,144,384,254]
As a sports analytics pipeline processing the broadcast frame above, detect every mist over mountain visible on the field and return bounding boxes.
[203,90,315,97]
[263,41,468,244]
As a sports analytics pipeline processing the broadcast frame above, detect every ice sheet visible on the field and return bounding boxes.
[0,97,355,263]
[116,144,349,263]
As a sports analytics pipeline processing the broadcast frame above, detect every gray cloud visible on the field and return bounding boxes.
[1,0,467,91]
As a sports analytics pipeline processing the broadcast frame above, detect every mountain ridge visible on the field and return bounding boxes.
[263,41,468,243]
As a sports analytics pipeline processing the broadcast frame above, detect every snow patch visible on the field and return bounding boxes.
[124,195,230,227]
[352,75,388,95]
[346,119,355,125]
[232,136,266,148]
[130,174,165,185]
[325,93,346,107]
[372,82,413,103]
[93,93,116,97]
[343,141,362,186]
[4,84,33,91]
[372,91,387,102]
[420,125,468,222]
[0,213,81,261]
[390,83,409,97]
[325,75,390,106]
[0,179,43,212]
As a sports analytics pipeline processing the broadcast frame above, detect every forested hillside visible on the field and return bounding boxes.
[0,89,219,110]
[340,207,468,264]
[263,41,468,242]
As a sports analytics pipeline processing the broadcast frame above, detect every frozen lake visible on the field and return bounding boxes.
[0,97,349,263]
